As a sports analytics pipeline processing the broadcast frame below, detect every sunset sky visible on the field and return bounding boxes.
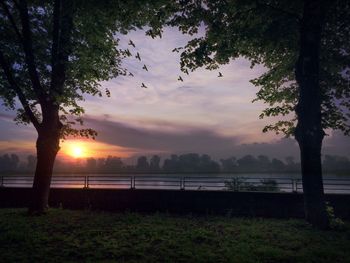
[0,28,349,161]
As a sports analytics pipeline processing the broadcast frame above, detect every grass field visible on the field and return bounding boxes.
[0,208,349,262]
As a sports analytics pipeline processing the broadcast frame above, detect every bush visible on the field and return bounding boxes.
[326,202,345,230]
[224,178,279,192]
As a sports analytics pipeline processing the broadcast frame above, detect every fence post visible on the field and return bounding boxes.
[180,177,185,190]
[83,176,89,189]
[131,176,135,189]
[235,177,239,192]
[292,179,298,193]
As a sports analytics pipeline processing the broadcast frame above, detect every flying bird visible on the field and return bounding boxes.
[128,40,136,47]
[125,49,132,57]
[142,64,148,71]
[218,72,223,77]
[178,76,183,82]
[172,47,183,53]
[128,72,134,77]
[184,69,189,75]
[135,52,141,61]
[141,83,148,88]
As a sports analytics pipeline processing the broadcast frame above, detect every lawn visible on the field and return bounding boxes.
[0,209,349,263]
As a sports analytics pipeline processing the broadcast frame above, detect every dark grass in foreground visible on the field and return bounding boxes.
[0,209,349,263]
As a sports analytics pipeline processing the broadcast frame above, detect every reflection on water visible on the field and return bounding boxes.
[1,173,350,193]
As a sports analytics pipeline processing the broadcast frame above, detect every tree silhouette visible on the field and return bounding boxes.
[26,155,36,172]
[257,155,271,172]
[163,154,180,172]
[0,0,171,213]
[220,157,238,172]
[237,155,259,172]
[323,155,350,173]
[0,154,19,172]
[86,158,97,173]
[136,156,150,171]
[162,153,220,173]
[104,156,124,173]
[199,154,220,172]
[149,155,161,171]
[169,0,350,228]
[271,158,285,172]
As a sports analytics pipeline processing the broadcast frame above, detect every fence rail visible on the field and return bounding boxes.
[1,175,350,193]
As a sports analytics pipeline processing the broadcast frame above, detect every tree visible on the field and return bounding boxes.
[236,155,258,172]
[169,0,350,228]
[163,154,179,172]
[220,157,237,172]
[199,154,220,172]
[104,156,124,172]
[0,0,172,213]
[257,155,271,172]
[149,155,161,171]
[26,155,37,172]
[285,156,299,172]
[136,156,150,171]
[86,157,97,173]
[323,155,350,173]
[0,153,19,172]
[271,158,285,172]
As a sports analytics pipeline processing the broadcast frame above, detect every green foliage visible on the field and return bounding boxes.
[0,208,349,262]
[325,202,345,230]
[0,0,175,138]
[169,0,350,136]
[225,177,280,192]
[224,177,248,191]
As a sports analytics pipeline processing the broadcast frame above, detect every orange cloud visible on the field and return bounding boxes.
[59,139,138,160]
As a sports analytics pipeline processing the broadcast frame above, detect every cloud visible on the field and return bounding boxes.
[0,112,14,121]
[79,115,349,160]
[0,110,36,142]
[1,27,349,161]
[1,111,349,161]
[83,116,239,157]
[79,27,272,143]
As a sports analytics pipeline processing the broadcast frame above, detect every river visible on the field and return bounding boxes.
[1,173,349,193]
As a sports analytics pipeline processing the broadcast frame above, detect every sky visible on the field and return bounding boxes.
[0,27,349,162]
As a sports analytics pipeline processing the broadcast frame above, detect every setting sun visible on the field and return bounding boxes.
[72,146,84,158]
[59,140,132,160]
[63,142,88,158]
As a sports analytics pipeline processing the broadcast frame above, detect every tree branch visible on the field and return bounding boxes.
[51,0,61,75]
[0,1,23,41]
[14,0,45,100]
[50,0,74,94]
[257,2,301,21]
[0,49,41,130]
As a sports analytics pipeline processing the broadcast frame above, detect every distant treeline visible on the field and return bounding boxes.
[1,153,350,174]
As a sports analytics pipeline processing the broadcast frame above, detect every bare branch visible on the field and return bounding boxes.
[0,49,41,130]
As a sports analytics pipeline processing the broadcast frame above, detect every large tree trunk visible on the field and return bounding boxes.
[29,117,61,214]
[295,0,329,229]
